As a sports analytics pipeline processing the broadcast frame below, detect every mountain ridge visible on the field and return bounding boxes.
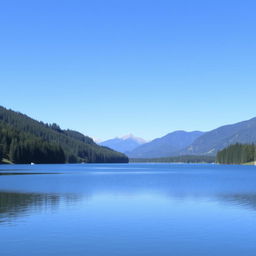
[100,134,146,153]
[179,117,256,156]
[127,130,204,158]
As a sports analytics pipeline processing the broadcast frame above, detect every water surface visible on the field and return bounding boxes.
[1,163,256,256]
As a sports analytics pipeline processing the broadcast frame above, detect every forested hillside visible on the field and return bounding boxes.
[0,106,128,164]
[216,144,255,164]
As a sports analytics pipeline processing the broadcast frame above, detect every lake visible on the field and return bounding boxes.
[1,163,256,256]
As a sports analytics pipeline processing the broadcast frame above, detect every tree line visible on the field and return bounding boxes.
[216,143,255,164]
[130,155,215,163]
[0,106,128,164]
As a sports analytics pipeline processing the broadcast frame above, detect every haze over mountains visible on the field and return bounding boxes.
[1,105,256,163]
[180,117,256,156]
[100,134,146,153]
[101,117,256,159]
[127,131,203,158]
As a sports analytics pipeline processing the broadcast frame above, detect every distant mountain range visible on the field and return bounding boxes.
[4,106,256,163]
[102,117,256,159]
[100,134,146,153]
[180,117,256,156]
[127,131,203,158]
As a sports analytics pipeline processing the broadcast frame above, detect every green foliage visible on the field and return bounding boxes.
[68,154,78,163]
[130,155,215,163]
[9,140,66,164]
[216,143,256,164]
[0,106,128,164]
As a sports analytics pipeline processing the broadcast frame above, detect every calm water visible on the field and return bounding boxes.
[1,163,256,256]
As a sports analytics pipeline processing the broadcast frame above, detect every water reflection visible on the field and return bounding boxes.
[2,190,256,224]
[1,164,256,224]
[2,165,256,256]
[220,193,256,211]
[0,191,82,224]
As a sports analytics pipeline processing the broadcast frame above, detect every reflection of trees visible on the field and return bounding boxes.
[2,170,256,225]
[219,194,256,211]
[0,192,82,224]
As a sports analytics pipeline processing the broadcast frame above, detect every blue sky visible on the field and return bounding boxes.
[1,0,256,141]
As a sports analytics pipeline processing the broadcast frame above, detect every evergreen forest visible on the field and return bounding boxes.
[216,143,255,164]
[0,106,128,164]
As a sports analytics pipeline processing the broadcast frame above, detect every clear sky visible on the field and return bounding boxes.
[0,0,256,141]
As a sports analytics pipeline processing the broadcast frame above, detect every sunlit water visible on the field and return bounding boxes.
[1,163,256,256]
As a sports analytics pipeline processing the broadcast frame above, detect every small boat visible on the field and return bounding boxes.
[30,162,35,165]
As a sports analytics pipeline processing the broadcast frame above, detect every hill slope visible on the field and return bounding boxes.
[180,117,256,156]
[0,106,128,164]
[100,134,146,153]
[127,131,204,158]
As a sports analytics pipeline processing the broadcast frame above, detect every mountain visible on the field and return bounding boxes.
[100,134,146,153]
[127,131,204,158]
[180,117,256,156]
[0,106,128,164]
